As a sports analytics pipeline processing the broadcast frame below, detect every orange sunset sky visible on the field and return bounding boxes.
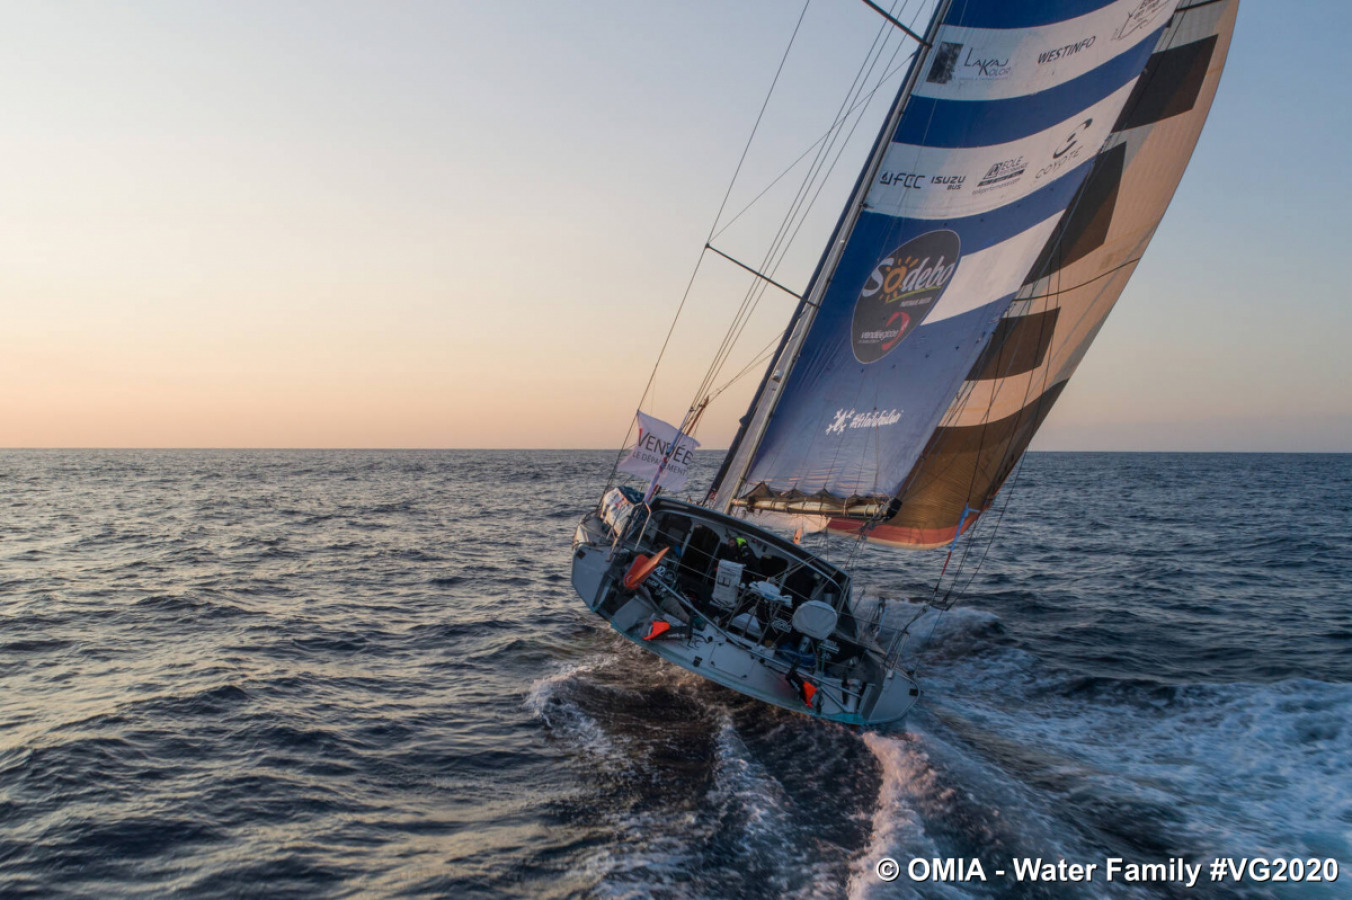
[3,2,1348,451]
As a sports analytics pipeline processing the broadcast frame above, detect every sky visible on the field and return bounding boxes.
[1,0,1347,450]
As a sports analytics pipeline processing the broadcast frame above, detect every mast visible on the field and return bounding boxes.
[713,0,952,515]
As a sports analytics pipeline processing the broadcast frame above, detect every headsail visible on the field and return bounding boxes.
[715,0,1234,548]
[859,0,1239,547]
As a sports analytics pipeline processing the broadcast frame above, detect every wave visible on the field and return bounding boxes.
[888,604,1352,889]
[847,733,963,900]
[525,661,628,766]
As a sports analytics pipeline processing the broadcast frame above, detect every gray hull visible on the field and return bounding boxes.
[571,497,920,728]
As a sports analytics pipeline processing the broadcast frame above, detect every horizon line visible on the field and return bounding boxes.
[1,447,1350,454]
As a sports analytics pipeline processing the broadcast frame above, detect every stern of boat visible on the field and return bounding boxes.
[570,492,921,728]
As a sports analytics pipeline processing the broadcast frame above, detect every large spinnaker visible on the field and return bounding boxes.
[719,0,1230,548]
[829,0,1238,548]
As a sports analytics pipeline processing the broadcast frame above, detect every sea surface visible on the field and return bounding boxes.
[1,450,1349,899]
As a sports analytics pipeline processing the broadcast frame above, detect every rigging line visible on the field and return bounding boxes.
[948,207,1100,602]
[939,376,1046,605]
[685,2,817,408]
[698,6,915,404]
[689,7,900,410]
[704,244,806,302]
[604,248,709,490]
[719,25,908,391]
[693,278,787,406]
[934,253,1062,604]
[976,251,1074,549]
[1022,256,1143,301]
[927,245,1057,597]
[760,21,912,285]
[723,18,890,321]
[712,0,917,251]
[859,0,931,46]
[692,260,774,412]
[705,334,783,404]
[715,7,922,441]
[701,127,857,397]
[710,49,918,243]
[610,0,812,490]
[690,264,768,409]
[754,2,910,278]
[707,0,813,241]
[948,418,1035,602]
[971,240,1069,497]
[952,318,1028,534]
[944,329,1059,605]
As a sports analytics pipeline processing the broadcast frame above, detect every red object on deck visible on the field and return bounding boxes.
[643,620,672,641]
[622,546,669,590]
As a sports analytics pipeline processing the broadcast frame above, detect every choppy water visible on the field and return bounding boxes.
[1,450,1349,899]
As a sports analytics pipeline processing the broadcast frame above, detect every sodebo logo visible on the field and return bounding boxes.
[851,229,961,363]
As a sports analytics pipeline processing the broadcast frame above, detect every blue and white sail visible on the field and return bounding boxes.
[870,0,1239,547]
[710,0,1236,547]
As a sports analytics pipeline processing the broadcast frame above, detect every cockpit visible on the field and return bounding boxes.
[618,497,869,675]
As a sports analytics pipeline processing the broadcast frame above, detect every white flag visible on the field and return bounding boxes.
[617,410,700,492]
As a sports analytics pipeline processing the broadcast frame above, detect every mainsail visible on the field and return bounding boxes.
[714,0,1235,548]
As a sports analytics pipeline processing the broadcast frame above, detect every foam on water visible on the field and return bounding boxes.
[847,733,963,900]
[882,603,1352,898]
[917,608,1352,862]
[525,661,628,764]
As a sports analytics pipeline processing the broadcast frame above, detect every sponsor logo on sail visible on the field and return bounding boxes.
[961,47,1012,80]
[973,157,1026,195]
[851,229,961,364]
[925,41,1011,84]
[877,172,965,192]
[1114,0,1171,41]
[1038,35,1096,65]
[1036,118,1094,180]
[926,42,962,84]
[825,408,903,436]
[878,171,925,189]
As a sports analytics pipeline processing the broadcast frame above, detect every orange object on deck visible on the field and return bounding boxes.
[801,681,817,706]
[643,620,672,641]
[622,545,669,590]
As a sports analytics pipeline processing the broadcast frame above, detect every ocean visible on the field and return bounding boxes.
[1,450,1348,899]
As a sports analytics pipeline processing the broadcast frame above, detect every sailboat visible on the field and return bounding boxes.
[572,0,1236,727]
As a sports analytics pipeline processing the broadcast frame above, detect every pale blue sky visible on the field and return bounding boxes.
[0,1,1345,449]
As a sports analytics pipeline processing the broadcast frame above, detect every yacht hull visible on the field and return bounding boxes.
[571,497,920,728]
